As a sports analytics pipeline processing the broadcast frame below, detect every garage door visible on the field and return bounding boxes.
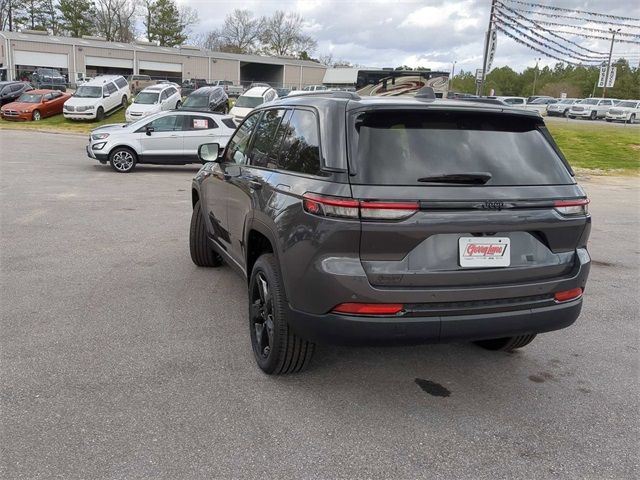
[86,56,133,69]
[139,60,181,73]
[14,50,68,68]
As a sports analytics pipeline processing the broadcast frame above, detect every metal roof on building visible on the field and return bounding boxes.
[0,30,326,69]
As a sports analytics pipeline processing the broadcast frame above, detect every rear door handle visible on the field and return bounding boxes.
[249,180,262,190]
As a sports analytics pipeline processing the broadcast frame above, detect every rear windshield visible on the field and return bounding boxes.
[349,110,573,186]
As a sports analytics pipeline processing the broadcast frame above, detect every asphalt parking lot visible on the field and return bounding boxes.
[545,115,640,127]
[1,130,638,479]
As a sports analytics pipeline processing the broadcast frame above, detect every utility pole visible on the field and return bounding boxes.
[8,0,13,31]
[449,60,457,93]
[602,28,620,98]
[479,0,497,96]
[532,57,541,96]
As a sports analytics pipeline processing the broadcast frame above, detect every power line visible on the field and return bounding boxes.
[502,0,640,22]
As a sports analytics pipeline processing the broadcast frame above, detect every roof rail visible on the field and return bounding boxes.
[285,90,361,100]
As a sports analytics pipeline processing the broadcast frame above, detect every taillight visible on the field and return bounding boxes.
[554,288,583,303]
[302,193,359,218]
[332,303,404,315]
[302,193,419,220]
[554,198,589,216]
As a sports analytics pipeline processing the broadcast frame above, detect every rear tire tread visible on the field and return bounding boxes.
[251,254,314,374]
[190,201,223,267]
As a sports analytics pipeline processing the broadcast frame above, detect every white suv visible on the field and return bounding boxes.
[125,84,182,123]
[86,110,237,172]
[64,75,130,121]
[568,98,616,120]
[605,100,640,123]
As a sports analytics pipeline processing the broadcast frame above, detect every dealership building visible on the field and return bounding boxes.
[0,30,327,88]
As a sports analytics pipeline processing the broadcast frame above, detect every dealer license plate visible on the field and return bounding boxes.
[459,237,510,268]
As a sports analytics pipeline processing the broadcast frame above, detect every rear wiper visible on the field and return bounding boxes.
[417,173,492,185]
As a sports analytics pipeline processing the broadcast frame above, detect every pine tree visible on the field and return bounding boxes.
[58,0,94,37]
[145,0,194,47]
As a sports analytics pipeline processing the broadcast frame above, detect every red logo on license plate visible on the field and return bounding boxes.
[464,243,507,257]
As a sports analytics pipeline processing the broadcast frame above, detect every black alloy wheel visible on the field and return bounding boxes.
[248,254,314,374]
[251,272,275,361]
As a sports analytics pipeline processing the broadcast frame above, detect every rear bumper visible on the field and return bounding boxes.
[286,298,582,346]
[284,247,590,346]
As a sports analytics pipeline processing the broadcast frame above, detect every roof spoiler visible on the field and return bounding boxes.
[415,86,436,99]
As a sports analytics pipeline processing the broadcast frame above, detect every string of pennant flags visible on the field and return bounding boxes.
[495,7,609,62]
[505,7,640,30]
[527,19,640,39]
[503,0,640,23]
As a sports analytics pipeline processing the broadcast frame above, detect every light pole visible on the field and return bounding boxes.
[603,28,621,98]
[449,60,457,93]
[532,57,541,96]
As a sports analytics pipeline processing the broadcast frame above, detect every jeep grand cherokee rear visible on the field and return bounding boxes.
[190,95,591,374]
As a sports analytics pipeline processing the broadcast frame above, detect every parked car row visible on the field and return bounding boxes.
[466,94,640,123]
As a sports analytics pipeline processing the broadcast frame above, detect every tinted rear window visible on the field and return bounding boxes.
[350,110,573,186]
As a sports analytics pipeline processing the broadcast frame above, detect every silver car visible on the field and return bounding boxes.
[86,110,237,172]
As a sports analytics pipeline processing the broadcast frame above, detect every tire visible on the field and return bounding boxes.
[121,96,128,108]
[249,254,315,374]
[96,107,105,121]
[568,115,575,119]
[175,100,181,109]
[590,110,597,120]
[32,109,41,121]
[563,109,569,117]
[109,147,137,173]
[189,201,223,267]
[474,334,537,352]
[629,114,636,124]
[606,119,612,122]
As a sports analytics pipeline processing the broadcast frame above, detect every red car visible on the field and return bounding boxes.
[1,89,71,121]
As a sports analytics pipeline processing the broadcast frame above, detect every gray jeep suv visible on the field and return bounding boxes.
[189,91,591,374]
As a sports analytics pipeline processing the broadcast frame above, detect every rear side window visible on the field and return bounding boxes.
[249,109,287,169]
[106,82,117,94]
[350,110,574,186]
[187,116,218,130]
[114,77,127,89]
[277,109,322,176]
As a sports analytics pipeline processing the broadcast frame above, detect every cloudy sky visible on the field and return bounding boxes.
[180,0,640,73]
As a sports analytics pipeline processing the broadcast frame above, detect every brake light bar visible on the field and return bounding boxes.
[554,288,583,303]
[303,193,419,220]
[332,303,404,315]
[554,198,589,216]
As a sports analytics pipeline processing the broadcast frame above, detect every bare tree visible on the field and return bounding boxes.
[0,0,12,30]
[94,0,137,42]
[260,11,316,57]
[217,9,263,54]
[317,53,334,66]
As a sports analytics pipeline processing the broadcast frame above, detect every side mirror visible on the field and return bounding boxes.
[145,125,154,136]
[103,92,110,98]
[198,143,220,164]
